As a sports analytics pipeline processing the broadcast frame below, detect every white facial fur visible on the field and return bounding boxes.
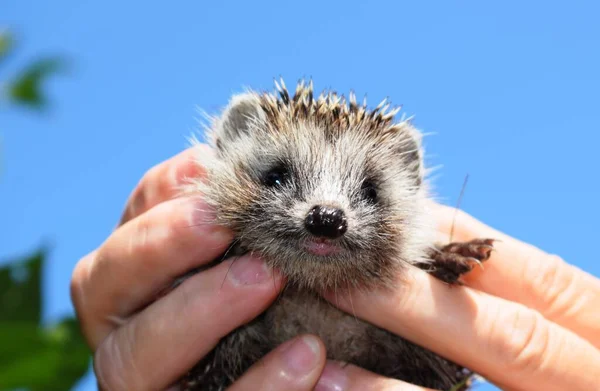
[187,82,436,292]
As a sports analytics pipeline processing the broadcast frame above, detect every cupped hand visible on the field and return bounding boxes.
[320,202,600,391]
[70,147,327,391]
[71,144,600,391]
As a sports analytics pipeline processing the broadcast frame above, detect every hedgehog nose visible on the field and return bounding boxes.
[304,205,348,239]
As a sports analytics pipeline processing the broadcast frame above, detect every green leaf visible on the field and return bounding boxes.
[0,249,44,324]
[0,323,43,367]
[0,30,13,63]
[0,318,91,391]
[6,58,65,109]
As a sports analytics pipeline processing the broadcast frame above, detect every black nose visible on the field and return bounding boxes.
[304,205,348,239]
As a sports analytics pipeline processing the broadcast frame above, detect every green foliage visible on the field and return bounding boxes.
[1,29,89,391]
[0,250,91,391]
[6,58,65,109]
[0,250,42,324]
[1,30,65,109]
[0,31,14,63]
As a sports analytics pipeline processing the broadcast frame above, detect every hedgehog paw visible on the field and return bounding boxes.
[423,239,495,285]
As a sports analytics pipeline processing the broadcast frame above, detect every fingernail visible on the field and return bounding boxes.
[315,361,348,391]
[229,255,271,285]
[281,335,321,375]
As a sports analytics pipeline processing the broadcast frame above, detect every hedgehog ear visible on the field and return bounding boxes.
[394,123,425,189]
[214,93,266,150]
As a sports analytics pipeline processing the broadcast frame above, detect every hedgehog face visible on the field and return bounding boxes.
[195,81,433,292]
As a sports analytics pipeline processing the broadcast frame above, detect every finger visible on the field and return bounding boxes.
[432,202,600,348]
[227,335,326,391]
[93,254,284,391]
[119,145,211,226]
[325,267,600,391]
[71,196,233,348]
[315,361,437,391]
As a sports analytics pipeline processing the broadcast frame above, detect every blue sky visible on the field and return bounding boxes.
[2,1,599,390]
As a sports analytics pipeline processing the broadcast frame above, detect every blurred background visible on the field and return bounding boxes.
[1,1,599,390]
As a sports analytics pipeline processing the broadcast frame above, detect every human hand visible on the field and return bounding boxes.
[71,144,600,391]
[316,202,600,391]
[70,147,329,391]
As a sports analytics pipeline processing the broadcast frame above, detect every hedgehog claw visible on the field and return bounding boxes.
[423,238,496,284]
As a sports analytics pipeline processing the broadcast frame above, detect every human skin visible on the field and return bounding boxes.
[71,146,600,391]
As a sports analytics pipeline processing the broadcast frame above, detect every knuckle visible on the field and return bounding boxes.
[128,163,164,217]
[168,152,193,190]
[126,196,197,252]
[127,214,154,256]
[71,250,119,349]
[95,326,147,391]
[176,272,221,325]
[525,253,576,316]
[70,255,88,308]
[140,162,163,192]
[166,200,198,244]
[512,311,551,375]
[70,252,96,322]
[490,305,550,375]
[147,199,197,255]
[94,332,130,391]
[124,200,188,261]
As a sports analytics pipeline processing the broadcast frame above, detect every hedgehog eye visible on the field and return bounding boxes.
[263,165,290,187]
[361,180,378,202]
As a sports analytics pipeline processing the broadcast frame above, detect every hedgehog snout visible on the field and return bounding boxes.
[304,205,348,239]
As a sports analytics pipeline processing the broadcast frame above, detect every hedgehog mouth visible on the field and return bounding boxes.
[302,238,342,256]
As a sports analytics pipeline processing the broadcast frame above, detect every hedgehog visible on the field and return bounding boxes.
[179,79,495,390]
